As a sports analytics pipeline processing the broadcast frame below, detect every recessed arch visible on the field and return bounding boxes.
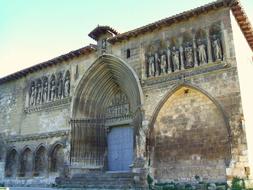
[148,83,231,182]
[71,54,143,118]
[149,83,230,136]
[5,147,19,177]
[70,54,143,170]
[49,142,64,173]
[19,146,33,177]
[34,144,47,176]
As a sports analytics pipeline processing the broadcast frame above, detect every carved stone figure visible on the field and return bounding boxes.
[42,78,48,103]
[29,82,36,106]
[160,51,167,75]
[166,48,171,73]
[184,43,194,68]
[155,53,160,76]
[64,72,70,97]
[107,92,129,118]
[102,39,107,50]
[57,72,64,99]
[171,46,180,71]
[50,76,56,101]
[197,40,207,64]
[148,54,155,77]
[212,35,222,61]
[36,80,42,105]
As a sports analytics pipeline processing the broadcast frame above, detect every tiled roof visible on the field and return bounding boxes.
[1,0,252,84]
[88,25,119,41]
[107,0,253,52]
[230,0,253,50]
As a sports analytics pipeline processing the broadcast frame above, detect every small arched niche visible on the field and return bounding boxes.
[5,148,18,177]
[19,147,33,177]
[34,145,47,176]
[49,143,64,173]
[195,29,208,65]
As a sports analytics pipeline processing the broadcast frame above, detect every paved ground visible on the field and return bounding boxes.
[8,188,56,190]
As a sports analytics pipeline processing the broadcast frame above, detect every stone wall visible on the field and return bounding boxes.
[143,65,248,182]
[153,86,229,182]
[0,54,96,185]
[0,5,250,187]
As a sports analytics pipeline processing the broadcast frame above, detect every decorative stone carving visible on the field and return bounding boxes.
[212,35,223,61]
[184,42,194,68]
[36,79,42,105]
[155,53,160,76]
[42,77,48,103]
[26,70,71,112]
[197,40,207,64]
[57,72,64,99]
[171,46,180,71]
[102,39,107,50]
[160,51,167,75]
[50,75,57,101]
[166,48,171,73]
[29,82,36,106]
[106,92,129,119]
[147,53,155,77]
[144,24,224,80]
[64,71,70,97]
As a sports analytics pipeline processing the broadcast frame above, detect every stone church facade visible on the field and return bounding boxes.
[0,0,253,188]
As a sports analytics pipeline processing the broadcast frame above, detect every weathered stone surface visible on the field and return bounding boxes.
[152,87,230,182]
[0,2,251,188]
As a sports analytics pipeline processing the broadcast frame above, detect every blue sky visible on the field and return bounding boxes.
[0,0,252,77]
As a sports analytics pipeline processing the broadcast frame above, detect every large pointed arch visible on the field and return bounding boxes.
[71,54,143,118]
[70,54,144,170]
[148,83,232,182]
[149,82,231,137]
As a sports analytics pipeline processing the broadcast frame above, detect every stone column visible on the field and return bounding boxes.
[206,28,212,63]
[193,36,198,67]
[220,21,228,60]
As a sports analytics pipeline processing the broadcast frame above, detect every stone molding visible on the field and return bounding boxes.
[6,130,70,143]
[24,97,71,113]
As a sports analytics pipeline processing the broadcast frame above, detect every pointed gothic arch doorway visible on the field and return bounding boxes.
[70,54,143,172]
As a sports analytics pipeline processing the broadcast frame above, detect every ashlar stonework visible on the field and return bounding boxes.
[0,0,253,188]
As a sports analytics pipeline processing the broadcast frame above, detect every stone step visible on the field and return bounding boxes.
[71,176,133,179]
[56,172,146,189]
[72,172,134,178]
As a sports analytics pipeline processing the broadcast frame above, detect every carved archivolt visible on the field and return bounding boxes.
[28,70,71,107]
[145,23,223,78]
